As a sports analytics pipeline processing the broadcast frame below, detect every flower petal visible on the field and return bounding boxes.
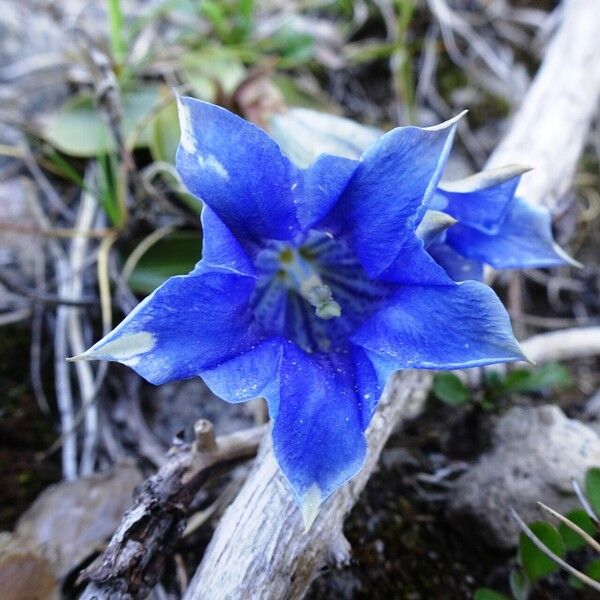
[176,95,300,240]
[333,114,464,284]
[446,197,577,269]
[415,209,457,246]
[271,344,369,514]
[200,337,283,409]
[176,96,358,242]
[297,153,358,230]
[76,267,260,385]
[352,281,525,370]
[427,242,485,282]
[350,343,386,429]
[200,205,255,276]
[434,165,528,234]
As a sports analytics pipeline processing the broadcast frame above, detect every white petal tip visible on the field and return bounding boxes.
[509,163,534,175]
[553,244,583,269]
[66,353,87,362]
[425,110,467,132]
[518,345,536,365]
[301,484,322,533]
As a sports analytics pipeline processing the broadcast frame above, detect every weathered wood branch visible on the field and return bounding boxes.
[487,0,600,205]
[184,2,600,599]
[184,371,431,600]
[520,327,600,364]
[78,422,265,599]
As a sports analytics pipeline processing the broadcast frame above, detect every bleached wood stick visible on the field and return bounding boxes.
[487,0,600,206]
[184,2,600,598]
[521,327,600,364]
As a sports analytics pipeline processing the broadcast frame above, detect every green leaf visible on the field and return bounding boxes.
[518,521,565,583]
[473,588,510,600]
[501,363,571,395]
[180,47,246,102]
[585,467,600,517]
[42,86,160,157]
[509,568,530,600]
[585,558,600,581]
[569,574,584,590]
[432,373,469,406]
[273,75,327,110]
[126,231,200,295]
[97,152,126,227]
[569,559,600,590]
[558,509,596,551]
[149,98,180,164]
[260,24,315,66]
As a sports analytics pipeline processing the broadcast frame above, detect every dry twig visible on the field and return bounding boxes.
[78,422,266,599]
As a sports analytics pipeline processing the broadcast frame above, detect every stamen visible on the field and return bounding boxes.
[280,251,342,320]
[301,276,341,320]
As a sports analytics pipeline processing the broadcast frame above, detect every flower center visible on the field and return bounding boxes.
[252,230,387,354]
[278,247,341,320]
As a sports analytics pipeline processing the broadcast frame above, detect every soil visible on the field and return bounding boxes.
[0,325,60,530]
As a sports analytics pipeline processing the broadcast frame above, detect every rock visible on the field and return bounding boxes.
[148,379,255,445]
[0,532,59,600]
[584,387,600,420]
[448,405,600,549]
[15,462,142,578]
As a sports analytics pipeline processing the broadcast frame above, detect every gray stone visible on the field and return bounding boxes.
[448,405,600,549]
[148,378,255,445]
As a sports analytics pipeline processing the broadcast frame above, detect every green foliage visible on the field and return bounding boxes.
[473,588,510,600]
[149,98,180,164]
[585,558,600,582]
[518,521,565,583]
[432,363,571,409]
[558,509,596,551]
[257,23,315,67]
[509,568,529,600]
[569,559,600,591]
[126,231,200,294]
[585,467,600,516]
[392,0,416,120]
[42,87,160,157]
[432,373,469,405]
[498,363,571,395]
[107,0,126,63]
[179,46,246,101]
[199,0,254,45]
[97,153,127,228]
[43,149,87,189]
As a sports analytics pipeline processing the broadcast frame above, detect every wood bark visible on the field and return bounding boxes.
[78,423,265,599]
[184,1,600,598]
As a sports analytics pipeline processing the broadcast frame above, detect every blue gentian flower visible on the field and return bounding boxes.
[269,108,574,283]
[77,97,524,527]
[427,166,577,281]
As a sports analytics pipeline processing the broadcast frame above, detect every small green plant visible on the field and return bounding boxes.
[432,363,572,409]
[474,467,600,598]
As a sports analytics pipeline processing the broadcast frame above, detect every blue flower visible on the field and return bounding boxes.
[426,166,577,281]
[268,108,574,282]
[77,97,524,527]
